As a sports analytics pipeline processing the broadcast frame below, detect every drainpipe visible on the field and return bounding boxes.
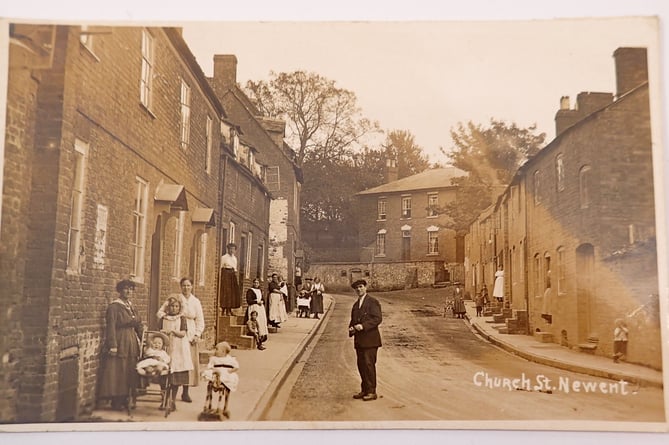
[215,151,229,343]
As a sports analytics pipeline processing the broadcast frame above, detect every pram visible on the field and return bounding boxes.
[132,330,173,417]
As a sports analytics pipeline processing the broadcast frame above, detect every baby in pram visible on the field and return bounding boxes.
[136,332,170,376]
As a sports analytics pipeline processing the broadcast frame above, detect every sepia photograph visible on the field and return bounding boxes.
[0,1,667,442]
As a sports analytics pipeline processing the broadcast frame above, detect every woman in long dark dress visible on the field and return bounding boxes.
[218,243,241,316]
[310,277,325,319]
[98,279,142,410]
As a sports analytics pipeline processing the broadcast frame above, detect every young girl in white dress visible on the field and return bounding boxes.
[159,296,194,411]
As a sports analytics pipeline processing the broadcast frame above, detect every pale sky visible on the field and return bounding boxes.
[181,18,660,164]
[1,1,666,166]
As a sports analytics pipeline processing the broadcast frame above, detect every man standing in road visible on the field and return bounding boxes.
[348,279,382,401]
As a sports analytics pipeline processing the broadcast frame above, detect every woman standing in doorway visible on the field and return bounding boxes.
[218,243,241,316]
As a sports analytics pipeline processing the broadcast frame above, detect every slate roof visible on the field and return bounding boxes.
[356,167,467,196]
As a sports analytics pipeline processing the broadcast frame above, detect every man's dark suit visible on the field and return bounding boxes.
[349,294,382,396]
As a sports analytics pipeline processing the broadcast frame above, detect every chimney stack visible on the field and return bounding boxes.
[613,47,648,97]
[213,54,238,91]
[385,158,398,183]
[575,92,614,116]
[554,96,581,136]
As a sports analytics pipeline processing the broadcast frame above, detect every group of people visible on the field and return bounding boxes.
[243,273,326,350]
[98,278,205,412]
[296,276,325,319]
[97,271,385,413]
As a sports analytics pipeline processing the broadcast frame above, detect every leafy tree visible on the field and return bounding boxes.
[245,71,379,167]
[383,129,430,178]
[440,119,546,233]
[348,129,429,188]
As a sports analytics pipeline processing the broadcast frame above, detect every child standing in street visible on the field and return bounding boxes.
[474,292,484,317]
[613,318,629,363]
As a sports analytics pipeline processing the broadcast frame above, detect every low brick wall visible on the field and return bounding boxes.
[306,261,442,292]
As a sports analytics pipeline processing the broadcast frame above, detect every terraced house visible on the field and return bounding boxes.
[465,47,661,369]
[0,24,280,422]
[209,55,303,286]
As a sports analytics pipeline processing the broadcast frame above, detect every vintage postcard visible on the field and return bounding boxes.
[0,4,667,440]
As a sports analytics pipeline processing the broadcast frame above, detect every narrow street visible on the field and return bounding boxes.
[271,289,664,422]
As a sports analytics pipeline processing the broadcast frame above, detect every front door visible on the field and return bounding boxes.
[401,236,411,261]
[576,244,595,342]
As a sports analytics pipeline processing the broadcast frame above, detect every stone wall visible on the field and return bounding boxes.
[307,260,443,292]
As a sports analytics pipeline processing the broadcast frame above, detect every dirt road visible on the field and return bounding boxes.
[269,288,664,423]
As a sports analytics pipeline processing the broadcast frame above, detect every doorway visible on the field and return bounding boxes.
[576,244,595,342]
[148,215,162,330]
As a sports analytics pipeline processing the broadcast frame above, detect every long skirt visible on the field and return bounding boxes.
[268,292,288,324]
[218,268,241,309]
[187,341,200,386]
[453,299,466,315]
[310,292,324,314]
[98,355,138,399]
[170,370,189,386]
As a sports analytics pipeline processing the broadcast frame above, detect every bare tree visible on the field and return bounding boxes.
[245,71,380,167]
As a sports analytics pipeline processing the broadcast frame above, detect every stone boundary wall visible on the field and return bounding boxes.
[306,260,443,292]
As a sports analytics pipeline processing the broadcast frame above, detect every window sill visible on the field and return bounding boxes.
[140,102,157,119]
[426,253,439,256]
[375,254,386,258]
[80,43,100,62]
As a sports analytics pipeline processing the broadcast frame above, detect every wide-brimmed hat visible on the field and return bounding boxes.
[351,279,367,289]
[147,331,169,347]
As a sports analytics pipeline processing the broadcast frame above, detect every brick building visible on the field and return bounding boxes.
[465,48,661,368]
[0,24,273,422]
[209,55,303,286]
[355,167,466,288]
[217,120,272,294]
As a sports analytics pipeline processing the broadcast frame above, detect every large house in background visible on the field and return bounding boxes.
[349,166,466,289]
[465,47,661,369]
[0,25,284,423]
